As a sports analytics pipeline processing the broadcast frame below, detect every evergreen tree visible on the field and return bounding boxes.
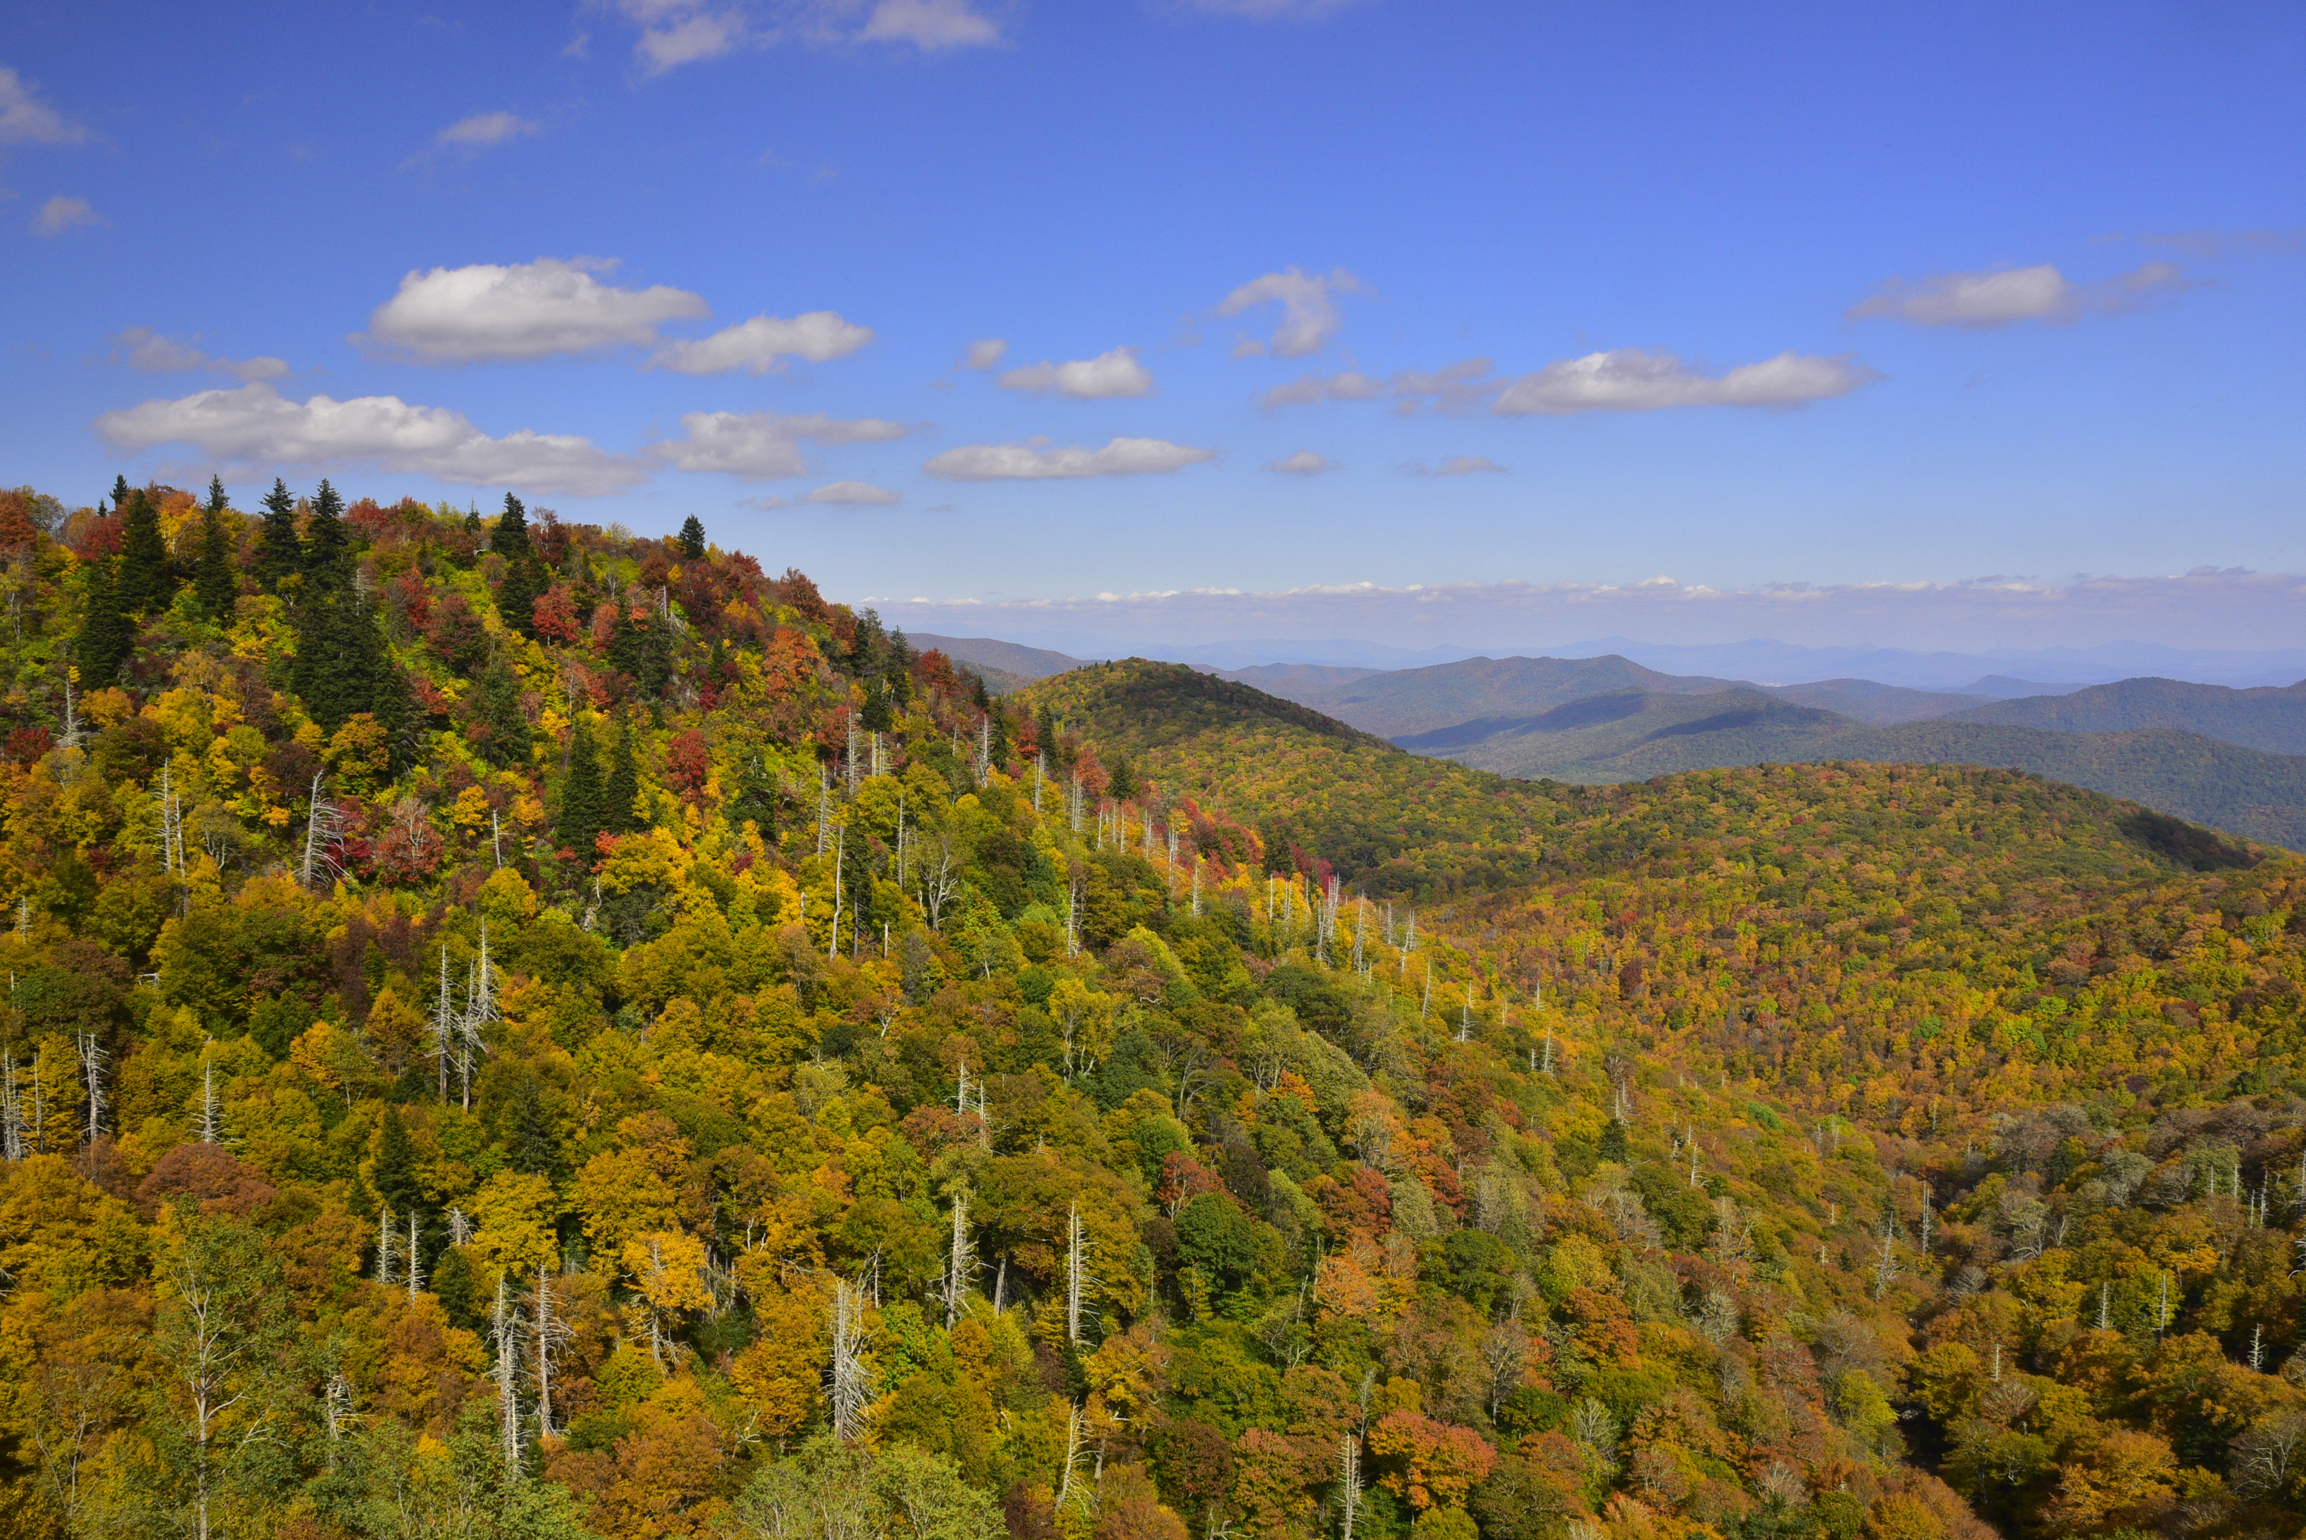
[604,715,643,834]
[252,478,302,588]
[557,715,607,858]
[193,476,237,619]
[109,474,130,512]
[116,489,173,616]
[302,478,349,581]
[492,492,530,561]
[677,515,706,560]
[292,580,409,749]
[374,1105,424,1215]
[470,658,531,769]
[76,557,133,689]
[496,553,547,641]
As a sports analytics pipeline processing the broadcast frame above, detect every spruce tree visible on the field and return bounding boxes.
[76,557,133,689]
[603,715,642,834]
[677,515,706,561]
[557,715,607,858]
[492,492,531,561]
[303,478,349,582]
[253,478,302,588]
[374,1105,424,1215]
[496,553,546,640]
[193,476,237,619]
[471,658,531,769]
[116,489,172,616]
[109,474,131,512]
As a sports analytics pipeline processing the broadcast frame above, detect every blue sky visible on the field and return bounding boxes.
[3,0,2301,652]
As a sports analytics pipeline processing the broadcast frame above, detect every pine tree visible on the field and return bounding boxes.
[253,478,302,588]
[677,515,706,560]
[497,554,546,640]
[557,715,607,859]
[303,478,349,582]
[604,715,642,834]
[193,476,237,619]
[109,474,130,512]
[116,489,173,616]
[76,557,133,689]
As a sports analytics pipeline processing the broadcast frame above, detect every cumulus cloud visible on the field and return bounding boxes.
[650,409,917,480]
[94,382,643,495]
[0,65,87,145]
[619,2,758,73]
[1409,455,1505,476]
[1216,266,1367,356]
[923,437,1216,481]
[435,111,540,149]
[1847,261,2193,328]
[611,0,999,71]
[111,328,290,382]
[995,346,1155,399]
[961,338,1007,370]
[648,311,875,374]
[807,480,901,505]
[363,257,710,362]
[857,0,1001,49]
[1493,348,1877,415]
[1260,358,1495,412]
[32,195,98,237]
[1264,450,1335,475]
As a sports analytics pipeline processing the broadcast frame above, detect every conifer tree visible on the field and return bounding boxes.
[76,556,133,689]
[303,478,349,581]
[492,493,547,639]
[193,476,237,619]
[557,714,607,858]
[471,658,531,769]
[116,489,172,617]
[492,492,530,561]
[374,1104,424,1216]
[109,474,130,512]
[677,515,706,560]
[252,478,302,588]
[604,715,643,834]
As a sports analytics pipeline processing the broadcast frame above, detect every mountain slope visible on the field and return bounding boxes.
[1407,688,2306,850]
[1947,673,2306,751]
[908,631,1090,681]
[1266,653,1742,737]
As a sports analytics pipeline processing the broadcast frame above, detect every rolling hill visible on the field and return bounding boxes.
[1395,685,2306,850]
[1947,673,2306,751]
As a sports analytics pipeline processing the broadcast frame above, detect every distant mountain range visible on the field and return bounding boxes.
[916,633,2306,851]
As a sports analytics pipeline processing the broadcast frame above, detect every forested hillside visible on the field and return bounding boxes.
[1948,677,2306,755]
[0,480,2302,1540]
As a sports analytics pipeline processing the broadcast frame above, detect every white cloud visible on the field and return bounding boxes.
[1259,358,1495,411]
[111,328,290,382]
[0,65,86,145]
[649,311,875,374]
[1847,261,2194,328]
[962,338,1007,370]
[1415,455,1505,476]
[1264,450,1335,475]
[807,480,901,505]
[1216,266,1367,356]
[32,195,97,237]
[650,409,917,479]
[620,2,759,73]
[924,437,1216,481]
[1493,348,1877,415]
[995,346,1155,399]
[94,382,643,495]
[436,111,540,149]
[363,257,710,362]
[858,0,1001,49]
